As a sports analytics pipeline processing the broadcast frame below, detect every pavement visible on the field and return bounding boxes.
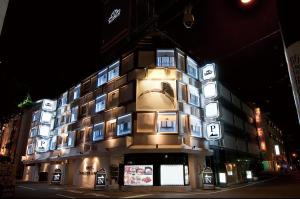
[13,171,300,198]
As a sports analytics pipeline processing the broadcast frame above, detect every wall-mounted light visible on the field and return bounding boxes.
[183,4,194,29]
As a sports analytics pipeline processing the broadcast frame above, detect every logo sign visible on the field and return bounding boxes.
[52,169,62,184]
[203,167,215,189]
[201,63,216,81]
[95,168,107,188]
[108,9,121,24]
[42,99,57,111]
[206,122,222,140]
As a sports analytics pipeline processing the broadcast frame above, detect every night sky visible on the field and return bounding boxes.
[0,0,299,152]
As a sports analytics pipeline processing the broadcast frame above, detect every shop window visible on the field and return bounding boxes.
[188,85,200,107]
[30,127,38,137]
[157,49,175,67]
[160,165,184,185]
[67,131,76,147]
[107,89,119,108]
[137,112,156,133]
[189,115,202,137]
[95,94,106,113]
[106,119,116,137]
[157,112,177,133]
[186,56,198,79]
[73,84,81,100]
[92,122,105,141]
[97,68,108,87]
[177,51,185,71]
[71,106,78,122]
[117,114,132,136]
[108,60,120,81]
[40,111,52,124]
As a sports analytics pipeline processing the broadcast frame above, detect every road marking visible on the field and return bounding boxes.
[48,187,64,190]
[84,192,109,197]
[56,194,76,198]
[18,185,36,190]
[66,190,83,194]
[122,194,153,198]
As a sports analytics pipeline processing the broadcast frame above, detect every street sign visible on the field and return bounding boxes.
[205,122,222,140]
[202,167,215,190]
[95,168,107,190]
[51,169,62,184]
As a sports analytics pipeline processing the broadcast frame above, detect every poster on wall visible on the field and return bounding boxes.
[137,80,177,111]
[124,165,153,186]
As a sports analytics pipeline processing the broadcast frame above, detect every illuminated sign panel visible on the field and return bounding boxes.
[204,102,219,118]
[124,165,153,186]
[117,114,132,136]
[205,122,222,140]
[108,9,121,24]
[275,145,280,155]
[42,99,57,111]
[203,81,218,99]
[201,63,216,81]
[160,165,184,186]
[40,111,52,124]
[35,138,50,153]
[38,125,51,137]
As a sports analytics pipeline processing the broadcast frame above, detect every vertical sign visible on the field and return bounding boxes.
[202,167,215,190]
[95,168,107,189]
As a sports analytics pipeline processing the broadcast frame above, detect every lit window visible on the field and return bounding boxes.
[71,106,78,122]
[117,114,132,136]
[189,115,202,137]
[30,127,38,137]
[157,49,175,67]
[188,85,200,107]
[27,144,34,155]
[93,122,105,141]
[108,60,120,81]
[73,84,81,100]
[49,136,57,150]
[186,56,198,79]
[58,92,68,107]
[67,131,76,147]
[177,51,185,71]
[95,94,106,113]
[32,111,40,122]
[157,112,177,133]
[97,68,108,87]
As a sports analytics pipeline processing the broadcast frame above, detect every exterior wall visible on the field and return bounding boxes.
[23,165,39,182]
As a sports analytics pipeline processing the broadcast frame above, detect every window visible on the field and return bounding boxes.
[92,122,105,141]
[58,92,68,107]
[189,115,202,137]
[73,84,81,100]
[186,56,198,79]
[30,127,38,137]
[80,104,88,117]
[108,60,120,81]
[71,106,78,122]
[157,49,175,67]
[137,112,156,133]
[177,51,185,71]
[95,94,106,113]
[160,165,184,185]
[157,112,177,133]
[49,136,57,150]
[32,111,40,122]
[97,68,108,87]
[67,131,76,147]
[106,119,116,137]
[117,114,132,136]
[188,85,200,107]
[27,144,34,155]
[178,83,188,102]
[107,89,119,108]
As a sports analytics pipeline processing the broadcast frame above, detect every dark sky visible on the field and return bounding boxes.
[0,0,299,152]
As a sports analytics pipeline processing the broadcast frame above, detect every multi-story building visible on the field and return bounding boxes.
[20,33,284,190]
[254,108,287,172]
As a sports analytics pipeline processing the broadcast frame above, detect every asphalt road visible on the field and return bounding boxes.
[14,171,300,198]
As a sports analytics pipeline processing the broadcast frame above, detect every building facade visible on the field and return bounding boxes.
[20,34,285,189]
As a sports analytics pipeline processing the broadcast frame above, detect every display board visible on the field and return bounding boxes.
[124,165,153,186]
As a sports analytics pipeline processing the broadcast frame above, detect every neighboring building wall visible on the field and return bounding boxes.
[0,0,9,36]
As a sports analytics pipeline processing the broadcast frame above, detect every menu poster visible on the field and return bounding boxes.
[124,165,153,186]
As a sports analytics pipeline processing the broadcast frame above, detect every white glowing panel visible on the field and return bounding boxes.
[124,165,153,186]
[49,136,57,150]
[27,144,34,155]
[275,145,280,155]
[219,172,227,183]
[160,165,184,186]
[38,125,50,137]
[35,138,49,153]
[203,81,218,99]
[40,111,52,124]
[246,170,252,179]
[201,63,216,81]
[42,99,57,111]
[204,102,219,118]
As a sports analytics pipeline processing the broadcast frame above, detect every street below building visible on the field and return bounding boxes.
[14,171,300,198]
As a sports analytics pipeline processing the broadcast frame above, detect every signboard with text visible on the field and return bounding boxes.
[95,168,107,189]
[202,167,215,190]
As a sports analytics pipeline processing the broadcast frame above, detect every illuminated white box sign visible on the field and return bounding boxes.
[246,170,252,179]
[219,172,227,184]
[201,63,216,81]
[42,99,57,111]
[124,165,153,186]
[40,111,52,124]
[160,165,184,186]
[275,145,280,155]
[108,9,121,24]
[38,125,50,137]
[204,102,219,118]
[206,122,222,140]
[35,138,50,153]
[203,81,218,99]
